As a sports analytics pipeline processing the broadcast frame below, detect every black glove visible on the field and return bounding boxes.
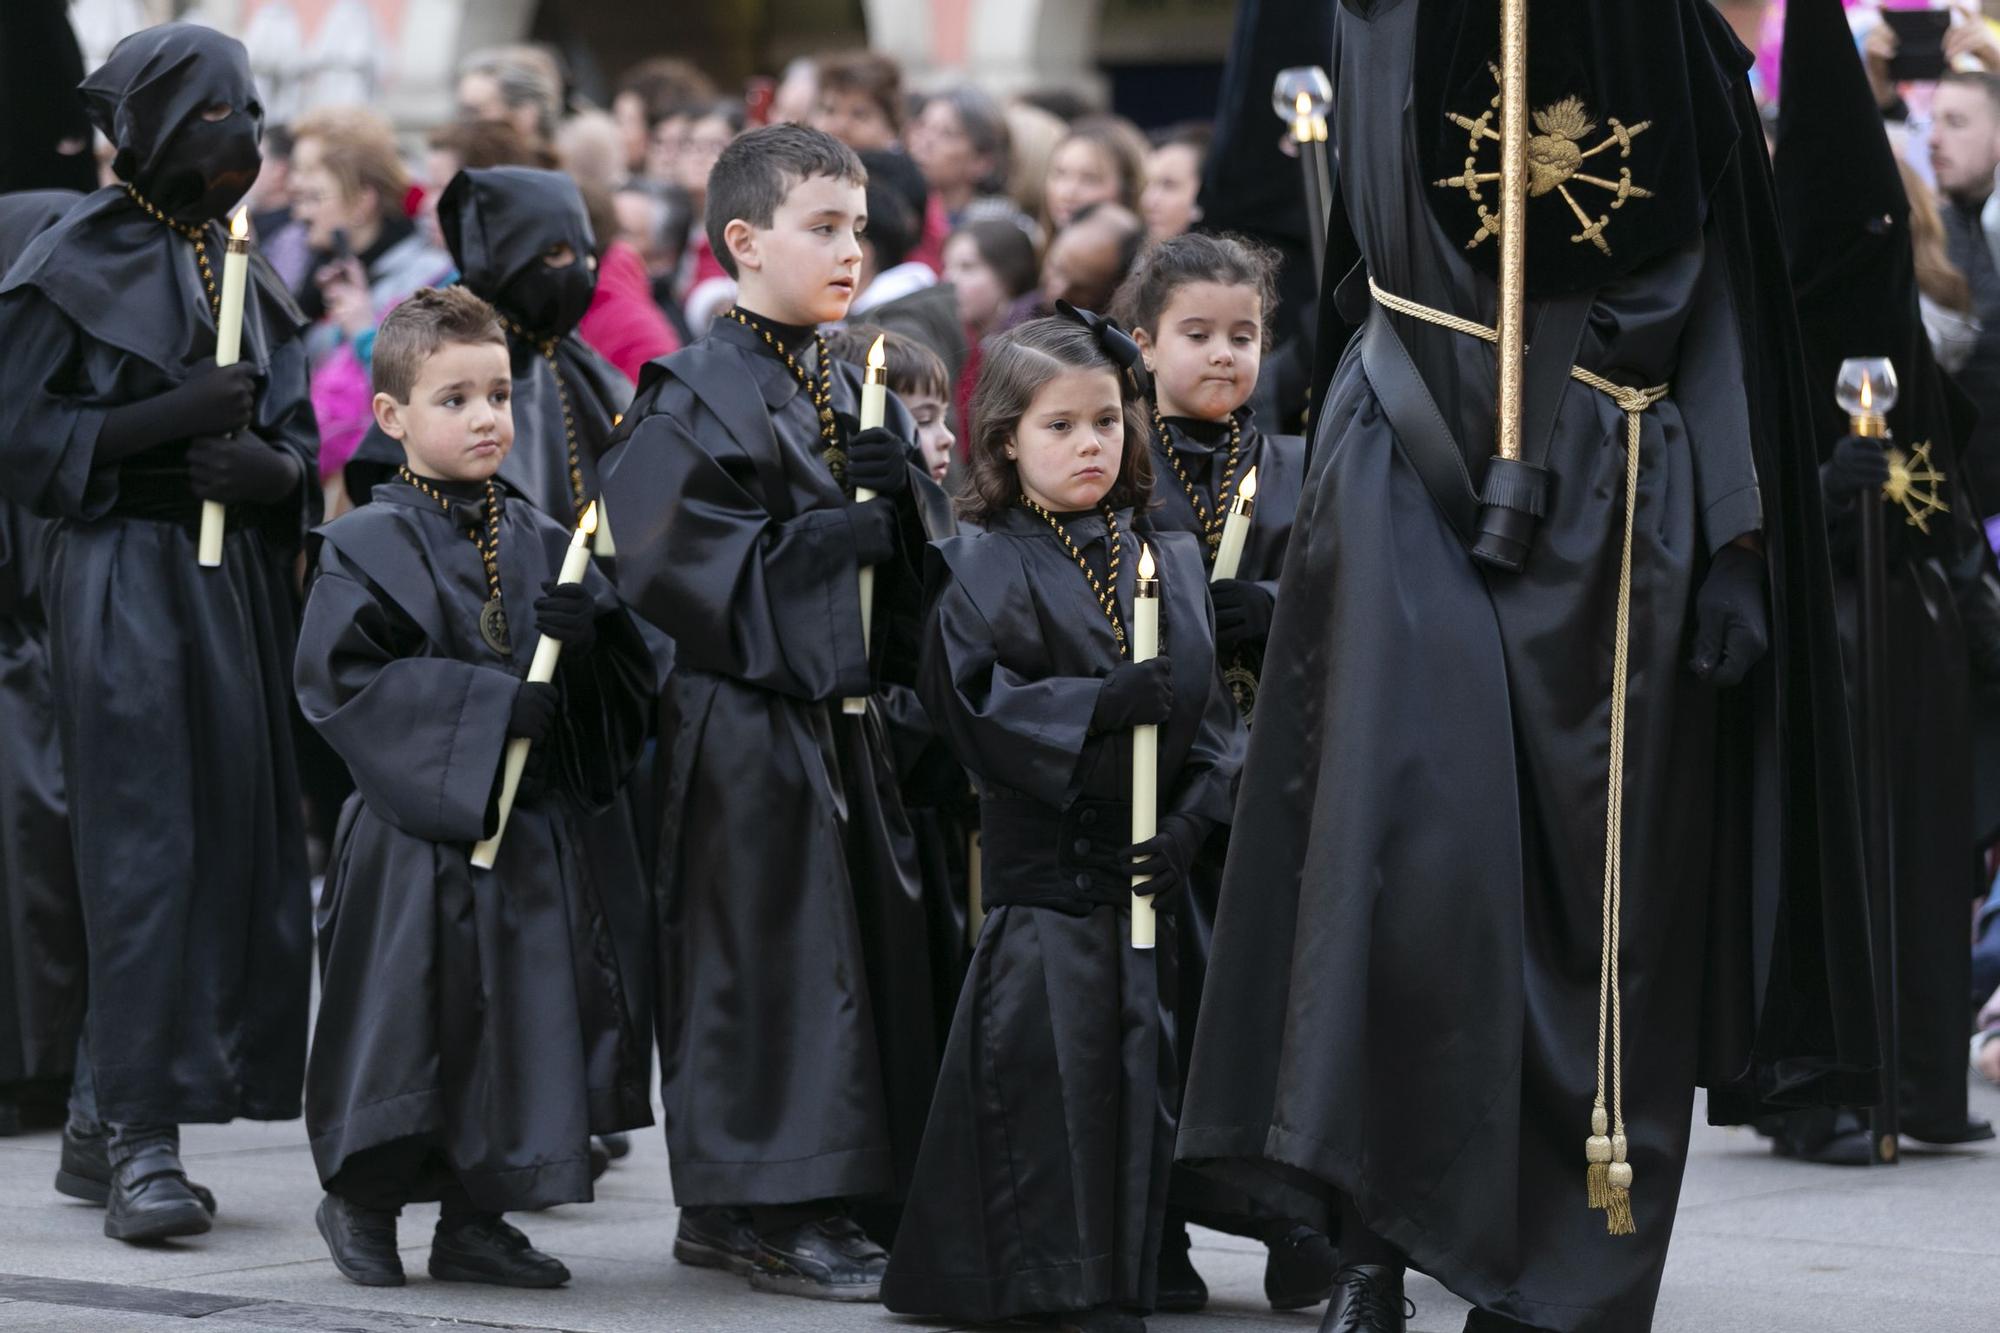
[1821,434,1891,502]
[95,359,260,467]
[1211,579,1275,649]
[507,680,560,743]
[1688,544,1769,687]
[847,425,913,497]
[533,581,598,651]
[187,432,301,505]
[1124,812,1209,913]
[845,495,900,567]
[1090,657,1173,733]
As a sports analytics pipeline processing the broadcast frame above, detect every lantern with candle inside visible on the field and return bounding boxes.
[1210,466,1259,584]
[471,501,599,870]
[843,334,889,716]
[1272,67,1333,284]
[1836,357,1898,439]
[1130,543,1161,950]
[199,206,252,569]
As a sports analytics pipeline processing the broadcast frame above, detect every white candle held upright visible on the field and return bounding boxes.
[471,502,599,870]
[844,334,888,716]
[1210,466,1259,583]
[201,207,251,568]
[1131,543,1161,949]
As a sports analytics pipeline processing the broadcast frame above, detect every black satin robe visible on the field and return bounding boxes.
[600,315,943,1209]
[1177,4,1874,1329]
[0,187,317,1127]
[880,513,1243,1322]
[297,482,655,1212]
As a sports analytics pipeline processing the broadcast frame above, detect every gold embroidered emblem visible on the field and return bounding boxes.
[1435,65,1654,256]
[1883,440,1950,533]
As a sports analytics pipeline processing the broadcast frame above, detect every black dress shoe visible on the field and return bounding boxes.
[1155,1222,1208,1312]
[315,1194,404,1287]
[430,1213,570,1288]
[1319,1265,1411,1333]
[1768,1109,1874,1166]
[56,1124,217,1214]
[104,1145,211,1242]
[1903,1115,1997,1146]
[748,1214,887,1301]
[674,1205,760,1275]
[598,1132,632,1160]
[1265,1225,1341,1310]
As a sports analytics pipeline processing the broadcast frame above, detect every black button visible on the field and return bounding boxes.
[1073,838,1092,856]
[1079,808,1099,827]
[1074,873,1091,891]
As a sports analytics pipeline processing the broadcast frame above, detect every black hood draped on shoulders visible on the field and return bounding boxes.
[439,166,599,343]
[0,192,83,274]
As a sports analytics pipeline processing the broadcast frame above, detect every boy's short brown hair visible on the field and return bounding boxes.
[372,287,508,402]
[824,324,949,402]
[705,123,866,279]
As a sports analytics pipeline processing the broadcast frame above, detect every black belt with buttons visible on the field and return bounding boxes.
[977,793,1133,911]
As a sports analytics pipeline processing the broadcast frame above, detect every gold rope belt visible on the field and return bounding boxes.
[1372,279,1666,1237]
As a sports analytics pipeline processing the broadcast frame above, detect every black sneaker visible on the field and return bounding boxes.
[56,1124,216,1214]
[748,1214,887,1302]
[1155,1222,1208,1312]
[315,1194,404,1287]
[1265,1225,1340,1310]
[104,1144,211,1243]
[430,1213,571,1288]
[674,1205,760,1275]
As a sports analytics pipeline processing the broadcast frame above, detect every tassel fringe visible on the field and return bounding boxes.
[1605,1186,1636,1236]
[1586,1160,1610,1209]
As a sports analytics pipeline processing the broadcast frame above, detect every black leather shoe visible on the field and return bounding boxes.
[598,1132,632,1160]
[1265,1225,1341,1310]
[104,1144,211,1242]
[56,1124,216,1214]
[315,1194,404,1286]
[1903,1115,1996,1147]
[1768,1109,1873,1166]
[430,1213,570,1288]
[748,1215,887,1301]
[1319,1265,1411,1332]
[1155,1223,1208,1312]
[674,1205,760,1275]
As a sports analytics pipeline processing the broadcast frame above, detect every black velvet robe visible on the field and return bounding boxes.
[297,482,655,1212]
[1177,3,1876,1329]
[880,513,1243,1321]
[0,186,317,1127]
[600,315,944,1209]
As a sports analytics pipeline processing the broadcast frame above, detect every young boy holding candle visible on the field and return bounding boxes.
[1110,233,1330,1312]
[599,123,948,1302]
[879,310,1244,1333]
[296,286,655,1289]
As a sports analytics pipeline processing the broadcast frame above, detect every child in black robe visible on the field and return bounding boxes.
[880,310,1245,1333]
[599,124,947,1302]
[0,24,314,1242]
[1110,233,1332,1312]
[296,287,654,1289]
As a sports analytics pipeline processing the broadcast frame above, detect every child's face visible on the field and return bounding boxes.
[1138,281,1263,423]
[943,232,1006,331]
[1009,368,1125,513]
[373,340,515,483]
[1045,139,1119,229]
[905,389,955,483]
[726,173,867,326]
[813,90,898,152]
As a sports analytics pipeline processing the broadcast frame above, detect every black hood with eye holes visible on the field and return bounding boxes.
[80,23,265,219]
[439,166,599,338]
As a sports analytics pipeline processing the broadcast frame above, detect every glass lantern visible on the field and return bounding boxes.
[1835,357,1898,436]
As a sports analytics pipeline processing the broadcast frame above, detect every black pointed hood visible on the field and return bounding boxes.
[80,23,264,222]
[439,166,599,340]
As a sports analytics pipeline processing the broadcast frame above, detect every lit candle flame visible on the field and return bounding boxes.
[1239,467,1259,501]
[866,333,887,372]
[229,206,249,241]
[1860,378,1872,412]
[580,501,599,535]
[1296,90,1312,117]
[1139,543,1156,580]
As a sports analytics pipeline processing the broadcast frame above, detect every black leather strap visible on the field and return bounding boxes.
[1518,291,1596,473]
[1360,307,1480,546]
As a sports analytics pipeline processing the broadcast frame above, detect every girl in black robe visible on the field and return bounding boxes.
[1110,232,1327,1312]
[880,312,1245,1333]
[1176,3,1876,1330]
[0,191,85,1137]
[297,288,654,1287]
[0,25,317,1240]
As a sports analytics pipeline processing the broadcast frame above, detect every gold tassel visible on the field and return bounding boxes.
[1605,1152,1636,1236]
[1585,1106,1611,1208]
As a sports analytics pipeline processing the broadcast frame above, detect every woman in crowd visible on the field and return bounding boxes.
[1044,114,1147,231]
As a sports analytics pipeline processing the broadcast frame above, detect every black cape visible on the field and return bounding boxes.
[880,513,1243,1321]
[1774,0,2000,1140]
[0,190,85,1101]
[0,35,317,1125]
[1177,3,1876,1328]
[600,315,947,1210]
[298,481,655,1212]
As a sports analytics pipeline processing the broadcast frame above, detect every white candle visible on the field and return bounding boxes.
[1210,466,1259,583]
[844,334,888,716]
[471,502,599,870]
[1131,543,1160,949]
[200,207,251,569]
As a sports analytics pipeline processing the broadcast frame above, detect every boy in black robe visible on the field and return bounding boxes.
[297,286,654,1289]
[0,25,317,1242]
[599,123,945,1302]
